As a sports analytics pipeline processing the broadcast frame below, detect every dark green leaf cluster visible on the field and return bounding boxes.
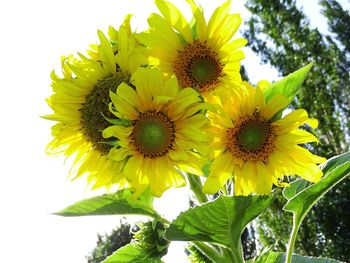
[102,220,169,263]
[133,220,170,259]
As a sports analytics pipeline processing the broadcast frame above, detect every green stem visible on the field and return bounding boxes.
[285,214,300,263]
[229,240,245,263]
[187,173,208,203]
[156,215,170,225]
[222,184,229,195]
[193,242,226,263]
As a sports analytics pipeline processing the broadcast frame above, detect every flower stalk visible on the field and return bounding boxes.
[187,173,208,203]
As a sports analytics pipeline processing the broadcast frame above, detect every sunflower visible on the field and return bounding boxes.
[137,0,246,98]
[44,17,148,189]
[203,82,326,195]
[102,67,209,197]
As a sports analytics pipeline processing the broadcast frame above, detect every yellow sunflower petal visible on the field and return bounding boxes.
[274,109,319,133]
[186,0,207,40]
[121,14,133,35]
[254,86,266,109]
[149,158,168,197]
[260,94,289,120]
[164,75,179,98]
[202,176,224,194]
[108,147,133,161]
[177,162,204,176]
[102,125,132,139]
[109,91,139,119]
[148,13,182,50]
[207,1,231,40]
[209,151,233,177]
[123,155,142,182]
[116,82,144,111]
[256,80,270,91]
[115,25,129,72]
[222,38,248,53]
[253,162,273,195]
[276,129,319,145]
[294,162,323,182]
[281,144,326,165]
[108,25,118,42]
[136,32,177,61]
[131,68,153,108]
[155,0,193,43]
[97,30,116,74]
[233,166,250,196]
[210,14,242,47]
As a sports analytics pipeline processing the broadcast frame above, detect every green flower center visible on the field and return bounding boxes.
[237,122,269,151]
[189,57,219,85]
[227,113,276,162]
[80,72,130,154]
[132,112,175,158]
[173,40,223,93]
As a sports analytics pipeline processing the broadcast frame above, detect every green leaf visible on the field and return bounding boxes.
[263,63,313,103]
[166,195,274,248]
[251,251,342,263]
[282,151,350,262]
[320,151,350,174]
[102,113,132,126]
[102,243,163,263]
[283,151,350,215]
[282,178,311,200]
[55,189,159,218]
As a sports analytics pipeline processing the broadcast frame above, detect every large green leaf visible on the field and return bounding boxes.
[166,195,274,248]
[283,151,350,215]
[282,152,350,262]
[250,251,342,263]
[282,178,311,200]
[102,243,163,263]
[55,189,159,218]
[263,63,313,103]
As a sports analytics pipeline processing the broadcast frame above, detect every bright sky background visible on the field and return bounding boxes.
[0,0,348,262]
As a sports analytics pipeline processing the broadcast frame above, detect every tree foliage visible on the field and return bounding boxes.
[320,0,350,52]
[244,0,350,261]
[86,220,137,263]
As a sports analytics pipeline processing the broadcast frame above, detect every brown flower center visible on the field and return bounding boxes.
[132,111,175,158]
[80,72,130,154]
[173,40,223,93]
[226,112,276,162]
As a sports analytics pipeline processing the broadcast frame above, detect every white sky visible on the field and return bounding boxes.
[0,0,348,262]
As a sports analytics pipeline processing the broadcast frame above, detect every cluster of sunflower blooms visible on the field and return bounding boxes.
[44,0,326,199]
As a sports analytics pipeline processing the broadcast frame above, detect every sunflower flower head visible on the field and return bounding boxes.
[133,220,169,258]
[103,67,210,197]
[43,16,149,189]
[138,0,247,99]
[203,81,326,196]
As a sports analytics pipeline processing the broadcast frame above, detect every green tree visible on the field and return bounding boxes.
[320,0,350,52]
[86,220,137,263]
[244,0,350,261]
